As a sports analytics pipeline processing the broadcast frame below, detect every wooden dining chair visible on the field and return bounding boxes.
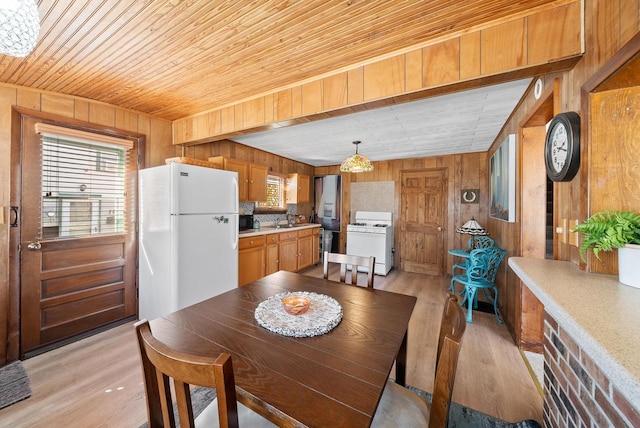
[371,293,466,428]
[323,251,375,288]
[134,320,275,428]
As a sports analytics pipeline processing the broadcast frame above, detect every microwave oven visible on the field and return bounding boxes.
[239,214,254,231]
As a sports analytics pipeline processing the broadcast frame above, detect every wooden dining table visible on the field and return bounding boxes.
[148,270,417,427]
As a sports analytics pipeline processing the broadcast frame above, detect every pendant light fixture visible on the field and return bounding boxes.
[340,141,373,173]
[0,0,40,57]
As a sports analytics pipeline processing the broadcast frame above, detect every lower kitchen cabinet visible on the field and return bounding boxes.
[265,234,280,275]
[278,231,299,272]
[238,226,321,285]
[239,235,266,286]
[297,228,318,270]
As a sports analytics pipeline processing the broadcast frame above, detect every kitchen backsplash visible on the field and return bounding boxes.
[350,181,395,216]
[240,202,299,225]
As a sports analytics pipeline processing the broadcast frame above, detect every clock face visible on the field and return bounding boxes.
[550,123,568,173]
[544,112,581,182]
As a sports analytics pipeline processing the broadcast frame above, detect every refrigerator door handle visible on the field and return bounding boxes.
[233,226,238,250]
[233,176,239,250]
[233,176,239,213]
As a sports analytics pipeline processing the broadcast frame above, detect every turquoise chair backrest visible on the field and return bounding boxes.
[466,247,506,283]
[473,236,495,249]
[466,236,495,249]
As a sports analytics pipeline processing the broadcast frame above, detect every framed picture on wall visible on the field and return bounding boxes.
[490,134,516,222]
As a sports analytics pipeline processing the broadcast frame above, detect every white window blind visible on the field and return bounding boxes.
[36,124,133,239]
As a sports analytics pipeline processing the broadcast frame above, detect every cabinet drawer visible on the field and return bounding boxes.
[239,235,266,250]
[265,234,279,244]
[279,231,298,241]
[297,228,313,238]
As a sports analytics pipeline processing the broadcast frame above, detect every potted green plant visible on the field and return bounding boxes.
[573,210,640,288]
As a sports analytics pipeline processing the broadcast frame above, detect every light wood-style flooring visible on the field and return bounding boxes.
[0,267,543,427]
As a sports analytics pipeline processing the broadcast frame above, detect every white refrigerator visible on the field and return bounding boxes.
[138,162,239,321]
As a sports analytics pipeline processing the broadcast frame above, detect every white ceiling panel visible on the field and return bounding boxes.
[233,79,531,166]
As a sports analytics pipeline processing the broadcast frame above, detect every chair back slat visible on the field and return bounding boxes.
[323,251,375,288]
[135,319,240,428]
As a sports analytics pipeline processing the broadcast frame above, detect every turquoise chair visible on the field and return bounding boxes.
[450,235,495,279]
[450,246,505,323]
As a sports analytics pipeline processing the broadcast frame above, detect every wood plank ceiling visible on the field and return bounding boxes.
[0,0,560,121]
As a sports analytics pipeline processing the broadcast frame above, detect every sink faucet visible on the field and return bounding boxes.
[274,217,281,228]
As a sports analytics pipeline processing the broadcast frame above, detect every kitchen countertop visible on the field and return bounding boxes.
[239,223,321,238]
[508,257,640,409]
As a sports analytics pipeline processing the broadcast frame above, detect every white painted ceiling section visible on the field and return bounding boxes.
[232,78,532,167]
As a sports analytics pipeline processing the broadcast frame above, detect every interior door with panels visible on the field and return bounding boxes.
[400,168,448,276]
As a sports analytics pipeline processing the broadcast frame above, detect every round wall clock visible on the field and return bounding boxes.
[544,111,581,182]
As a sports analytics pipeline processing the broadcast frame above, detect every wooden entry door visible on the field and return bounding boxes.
[16,115,139,357]
[400,168,448,275]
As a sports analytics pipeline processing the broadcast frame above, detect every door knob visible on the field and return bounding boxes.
[27,241,42,250]
[437,226,444,232]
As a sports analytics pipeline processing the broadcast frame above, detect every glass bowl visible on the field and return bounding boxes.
[282,295,311,315]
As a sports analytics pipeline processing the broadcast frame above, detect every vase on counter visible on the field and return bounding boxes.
[618,244,640,288]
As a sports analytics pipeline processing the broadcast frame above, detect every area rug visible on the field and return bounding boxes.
[406,385,542,427]
[139,387,217,428]
[0,360,32,410]
[139,384,541,427]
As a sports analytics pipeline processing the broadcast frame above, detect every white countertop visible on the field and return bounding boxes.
[508,257,640,409]
[239,223,321,238]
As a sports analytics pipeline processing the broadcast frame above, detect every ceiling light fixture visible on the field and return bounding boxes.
[340,141,373,173]
[0,0,40,57]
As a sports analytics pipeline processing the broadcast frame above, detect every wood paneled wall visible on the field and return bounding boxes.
[484,0,640,345]
[314,152,488,273]
[0,83,173,364]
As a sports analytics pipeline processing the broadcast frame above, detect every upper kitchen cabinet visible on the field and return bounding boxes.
[286,173,310,204]
[209,156,267,202]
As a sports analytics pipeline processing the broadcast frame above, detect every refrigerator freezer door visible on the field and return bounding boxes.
[170,163,239,215]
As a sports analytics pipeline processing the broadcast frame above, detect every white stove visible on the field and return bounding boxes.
[346,211,394,275]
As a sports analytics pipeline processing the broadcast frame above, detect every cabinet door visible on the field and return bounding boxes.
[239,236,266,286]
[312,230,320,264]
[266,243,279,275]
[239,246,265,286]
[298,174,310,203]
[279,239,298,272]
[265,233,280,274]
[249,163,267,202]
[286,173,310,203]
[297,235,314,270]
[225,158,249,201]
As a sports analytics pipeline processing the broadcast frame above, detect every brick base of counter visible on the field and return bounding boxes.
[543,312,640,427]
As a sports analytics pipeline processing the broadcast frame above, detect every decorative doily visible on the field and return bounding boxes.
[254,291,343,337]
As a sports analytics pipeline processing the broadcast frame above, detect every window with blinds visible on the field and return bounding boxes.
[40,132,130,239]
